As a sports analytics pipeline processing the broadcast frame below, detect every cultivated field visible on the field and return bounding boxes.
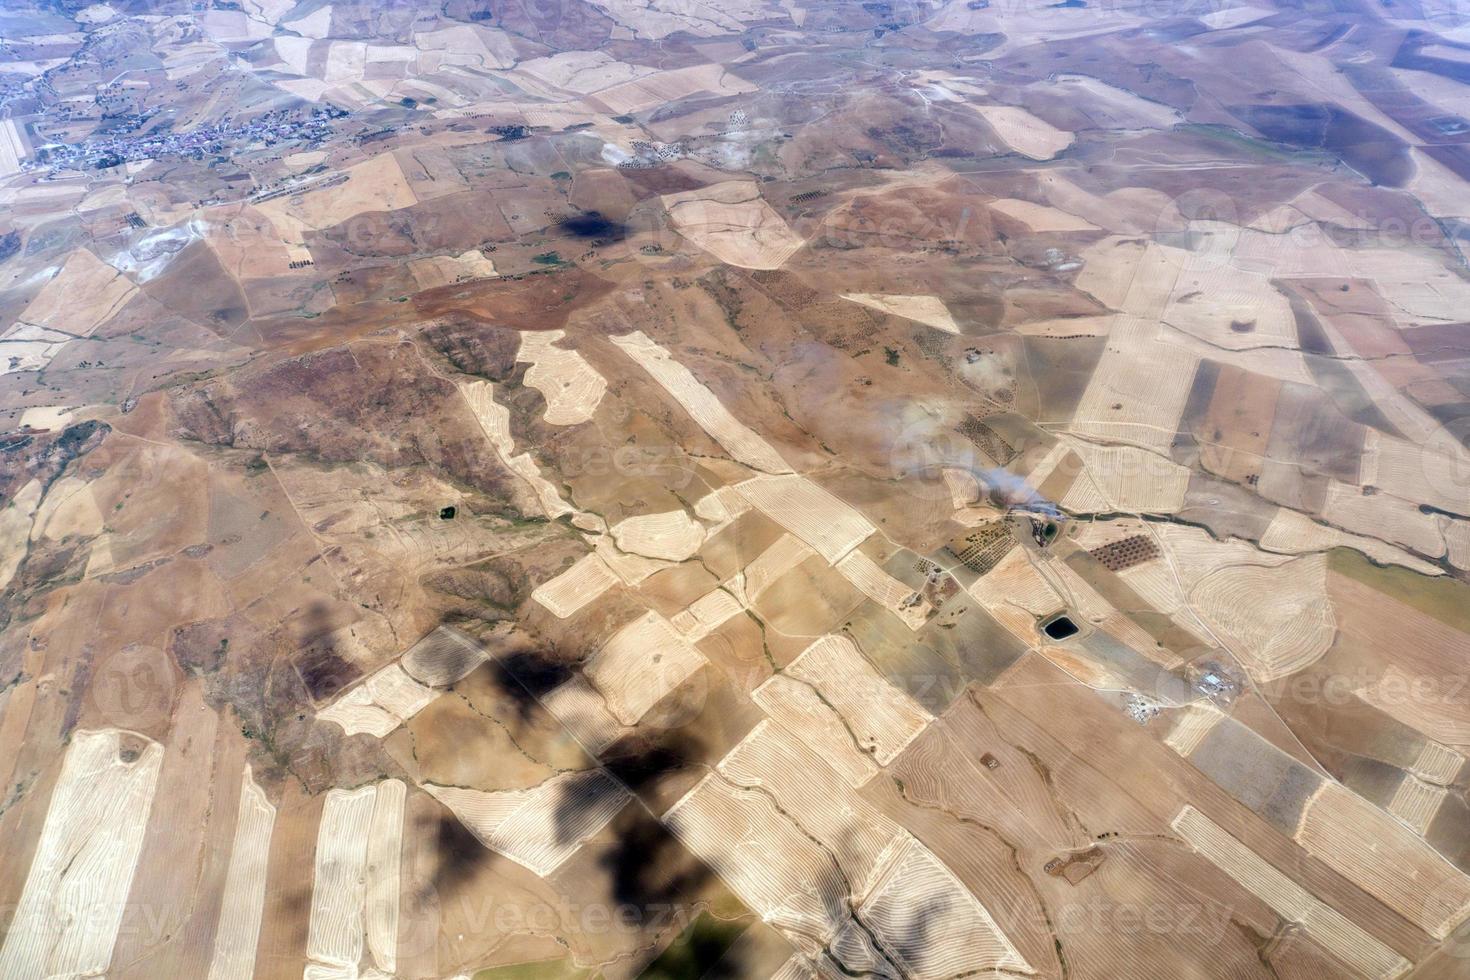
[839,293,959,333]
[611,331,793,474]
[785,635,932,765]
[661,181,806,270]
[0,730,164,980]
[611,508,706,561]
[516,330,607,426]
[205,767,276,980]
[1172,805,1411,979]
[427,770,631,875]
[733,475,876,563]
[584,610,708,725]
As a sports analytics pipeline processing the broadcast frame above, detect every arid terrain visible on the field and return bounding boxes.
[3,0,1470,977]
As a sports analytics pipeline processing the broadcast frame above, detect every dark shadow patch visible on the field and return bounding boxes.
[639,911,750,980]
[1281,288,1404,437]
[432,809,496,896]
[600,725,708,802]
[294,602,358,703]
[881,897,944,973]
[488,648,573,724]
[558,211,626,241]
[1171,357,1221,466]
[597,804,712,909]
[548,767,623,848]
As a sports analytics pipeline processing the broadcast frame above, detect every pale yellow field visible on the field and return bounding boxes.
[661,181,806,270]
[532,553,621,619]
[512,50,655,95]
[540,675,625,754]
[318,662,439,737]
[592,63,757,114]
[610,508,706,561]
[1190,554,1335,681]
[411,24,517,71]
[1407,146,1470,219]
[584,610,707,725]
[516,329,607,426]
[316,685,402,739]
[1295,781,1470,939]
[0,479,43,589]
[307,785,376,972]
[426,771,630,876]
[611,331,793,474]
[1163,705,1225,756]
[839,293,959,333]
[785,635,932,765]
[665,771,849,946]
[1322,480,1445,557]
[364,663,438,719]
[1059,439,1191,513]
[751,674,881,788]
[407,249,497,289]
[459,379,581,520]
[986,196,1100,232]
[206,766,277,980]
[968,547,1065,624]
[856,832,1032,978]
[0,327,71,376]
[1259,507,1442,576]
[1360,430,1470,518]
[769,954,815,980]
[740,532,816,600]
[716,720,902,897]
[1199,4,1273,27]
[594,534,676,586]
[834,548,930,630]
[969,104,1074,160]
[1387,775,1445,835]
[1161,255,1297,351]
[257,152,416,235]
[1359,666,1470,750]
[1411,740,1465,785]
[0,729,164,980]
[0,118,27,176]
[1171,805,1410,980]
[694,484,751,527]
[16,248,137,337]
[365,779,405,974]
[733,474,875,563]
[584,0,769,39]
[1042,74,1183,130]
[1067,316,1199,454]
[670,586,745,640]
